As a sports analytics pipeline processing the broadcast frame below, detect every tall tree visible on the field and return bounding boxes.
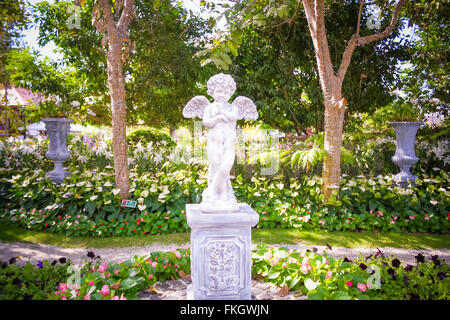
[199,0,406,200]
[301,0,405,199]
[94,0,135,199]
[32,0,212,128]
[229,1,408,135]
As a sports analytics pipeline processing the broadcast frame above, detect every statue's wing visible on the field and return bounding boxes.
[232,96,258,120]
[183,96,210,119]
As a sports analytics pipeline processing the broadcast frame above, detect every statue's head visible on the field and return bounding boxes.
[207,73,236,103]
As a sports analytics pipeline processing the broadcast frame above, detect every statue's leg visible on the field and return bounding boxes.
[217,139,236,201]
[206,134,222,199]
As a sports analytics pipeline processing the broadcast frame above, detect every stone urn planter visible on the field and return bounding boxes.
[42,118,73,184]
[389,121,424,188]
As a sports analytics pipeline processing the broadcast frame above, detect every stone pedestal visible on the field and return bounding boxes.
[186,203,259,300]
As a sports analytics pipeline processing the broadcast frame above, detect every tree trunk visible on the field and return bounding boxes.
[106,40,130,199]
[98,0,135,200]
[301,0,405,201]
[322,89,345,200]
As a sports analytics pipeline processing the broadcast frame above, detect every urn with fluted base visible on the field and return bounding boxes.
[389,121,423,188]
[42,118,72,184]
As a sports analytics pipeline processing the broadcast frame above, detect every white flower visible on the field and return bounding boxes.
[135,142,144,153]
[71,101,81,107]
[153,154,163,163]
[78,155,88,163]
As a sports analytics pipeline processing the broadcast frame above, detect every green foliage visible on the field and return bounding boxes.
[197,0,410,133]
[5,49,86,121]
[2,246,448,300]
[31,0,213,127]
[0,257,70,300]
[126,127,175,149]
[275,132,353,173]
[252,244,450,300]
[400,0,449,115]
[380,98,423,122]
[52,249,191,300]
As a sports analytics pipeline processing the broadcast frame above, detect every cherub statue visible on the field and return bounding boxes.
[183,73,258,213]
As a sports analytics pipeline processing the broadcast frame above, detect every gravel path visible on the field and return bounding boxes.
[1,240,449,266]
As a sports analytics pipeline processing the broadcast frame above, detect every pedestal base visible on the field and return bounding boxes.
[186,203,259,300]
[394,172,417,189]
[46,167,72,185]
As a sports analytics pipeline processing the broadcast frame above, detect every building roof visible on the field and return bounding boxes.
[0,87,46,106]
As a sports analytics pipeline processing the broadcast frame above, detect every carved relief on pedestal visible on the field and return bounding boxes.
[197,235,248,298]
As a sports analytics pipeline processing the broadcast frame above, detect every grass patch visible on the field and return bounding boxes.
[0,223,190,248]
[252,229,450,250]
[0,223,449,249]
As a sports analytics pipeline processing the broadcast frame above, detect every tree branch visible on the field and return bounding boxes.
[357,0,405,46]
[117,0,135,35]
[98,0,117,34]
[336,0,405,81]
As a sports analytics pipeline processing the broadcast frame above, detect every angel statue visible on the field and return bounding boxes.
[183,73,258,213]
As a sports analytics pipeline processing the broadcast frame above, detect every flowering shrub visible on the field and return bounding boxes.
[2,247,448,300]
[0,132,449,237]
[252,244,450,300]
[52,249,190,300]
[0,257,70,300]
[1,164,449,236]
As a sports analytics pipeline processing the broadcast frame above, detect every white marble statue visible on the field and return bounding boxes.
[183,73,258,213]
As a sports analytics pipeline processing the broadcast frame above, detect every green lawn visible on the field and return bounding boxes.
[0,223,449,250]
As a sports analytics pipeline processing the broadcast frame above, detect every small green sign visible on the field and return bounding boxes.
[121,200,137,208]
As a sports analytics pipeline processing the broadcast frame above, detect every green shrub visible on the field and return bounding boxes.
[126,127,175,149]
[0,258,70,300]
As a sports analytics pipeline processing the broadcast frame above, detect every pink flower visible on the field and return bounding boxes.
[390,220,395,225]
[346,281,353,287]
[61,295,67,300]
[409,215,415,220]
[326,270,332,279]
[357,283,367,292]
[369,210,373,214]
[113,296,120,300]
[282,262,288,268]
[301,263,311,274]
[367,282,372,288]
[319,220,325,225]
[120,295,127,300]
[97,263,108,273]
[148,274,153,279]
[99,285,110,296]
[345,220,350,224]
[88,280,95,286]
[84,294,91,300]
[424,216,430,221]
[152,262,157,268]
[405,219,409,222]
[59,283,67,293]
